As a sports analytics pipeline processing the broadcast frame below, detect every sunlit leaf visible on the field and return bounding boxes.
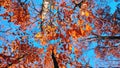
[86,24,92,31]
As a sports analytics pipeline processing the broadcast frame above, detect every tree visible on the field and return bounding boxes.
[0,0,120,68]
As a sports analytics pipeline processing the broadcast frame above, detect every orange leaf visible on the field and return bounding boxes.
[40,39,47,45]
[78,19,84,25]
[80,28,85,36]
[85,11,90,17]
[68,44,72,51]
[86,24,92,31]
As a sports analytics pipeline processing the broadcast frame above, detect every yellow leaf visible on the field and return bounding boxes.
[86,24,92,31]
[40,38,47,45]
[80,10,85,16]
[35,32,43,39]
[85,11,89,17]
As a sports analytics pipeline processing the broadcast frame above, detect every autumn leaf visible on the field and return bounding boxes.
[86,24,92,31]
[78,19,84,26]
[80,10,85,16]
[60,2,66,7]
[35,32,42,38]
[68,44,72,51]
[85,11,90,17]
[80,28,85,36]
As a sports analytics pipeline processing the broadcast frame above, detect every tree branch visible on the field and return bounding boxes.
[92,32,120,40]
[73,0,86,10]
[80,35,120,42]
[98,36,120,40]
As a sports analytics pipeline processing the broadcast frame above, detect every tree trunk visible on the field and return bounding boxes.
[51,50,59,68]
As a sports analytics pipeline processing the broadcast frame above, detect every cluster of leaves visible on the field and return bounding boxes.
[92,4,120,58]
[0,40,45,68]
[35,25,58,45]
[0,0,30,30]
